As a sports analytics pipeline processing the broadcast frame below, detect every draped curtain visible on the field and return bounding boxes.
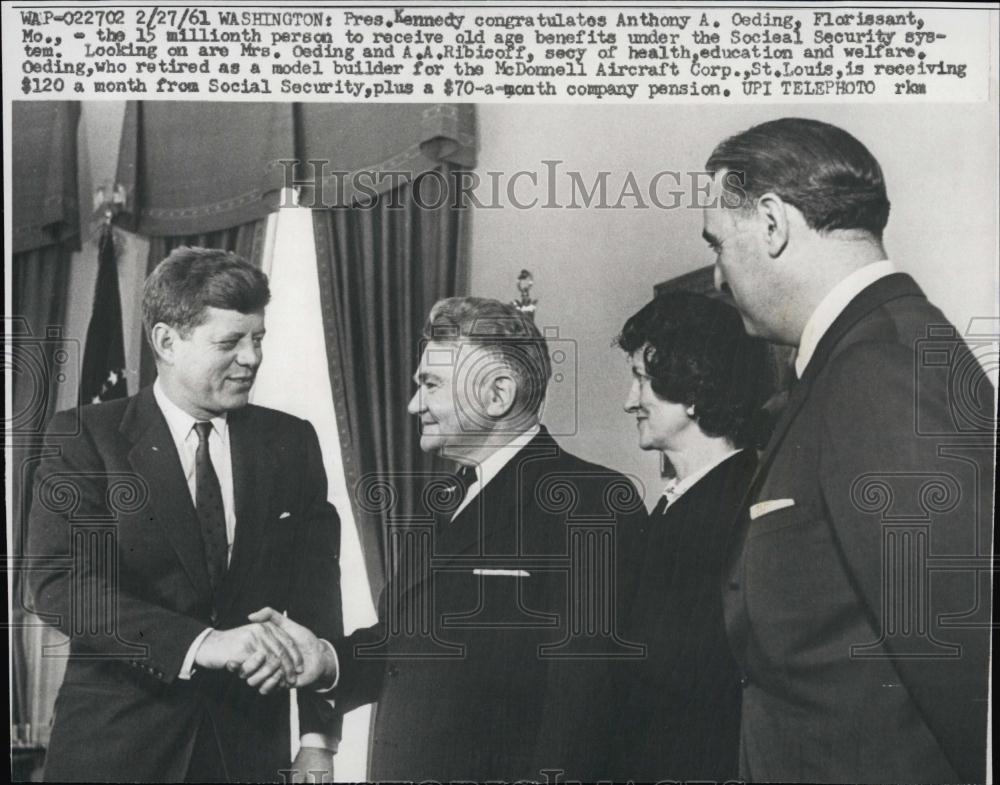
[115,102,292,235]
[310,106,476,601]
[313,172,469,601]
[10,102,81,752]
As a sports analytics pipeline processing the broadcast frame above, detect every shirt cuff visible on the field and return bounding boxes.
[299,734,339,754]
[178,627,213,680]
[314,638,339,693]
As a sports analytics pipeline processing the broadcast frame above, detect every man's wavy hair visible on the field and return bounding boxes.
[617,291,771,449]
[422,296,552,417]
[142,246,270,345]
[706,117,891,239]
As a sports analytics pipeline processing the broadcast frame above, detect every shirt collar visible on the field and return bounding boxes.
[153,378,228,445]
[469,424,541,490]
[661,447,743,509]
[795,260,897,378]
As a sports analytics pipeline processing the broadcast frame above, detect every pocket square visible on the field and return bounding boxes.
[473,568,530,577]
[279,511,291,520]
[750,498,795,520]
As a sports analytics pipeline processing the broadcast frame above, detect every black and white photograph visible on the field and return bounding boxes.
[4,1,997,782]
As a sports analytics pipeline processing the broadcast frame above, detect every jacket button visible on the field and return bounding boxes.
[739,674,750,688]
[210,611,219,625]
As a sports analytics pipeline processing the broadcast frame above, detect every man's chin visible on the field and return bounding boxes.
[418,434,442,454]
[219,390,252,412]
[738,313,761,336]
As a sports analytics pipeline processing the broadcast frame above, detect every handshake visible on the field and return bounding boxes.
[193,608,336,695]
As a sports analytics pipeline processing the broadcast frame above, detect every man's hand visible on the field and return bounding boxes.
[247,607,337,689]
[289,747,334,783]
[194,621,304,693]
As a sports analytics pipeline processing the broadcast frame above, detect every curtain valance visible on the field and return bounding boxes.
[116,102,477,235]
[12,102,81,254]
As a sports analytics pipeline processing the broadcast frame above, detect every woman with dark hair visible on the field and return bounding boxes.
[605,290,770,781]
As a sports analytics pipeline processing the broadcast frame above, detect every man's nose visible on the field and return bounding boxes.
[407,389,423,414]
[237,341,261,368]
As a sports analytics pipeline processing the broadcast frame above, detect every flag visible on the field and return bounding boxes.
[80,226,128,404]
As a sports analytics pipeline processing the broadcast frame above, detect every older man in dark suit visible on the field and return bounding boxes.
[255,296,647,782]
[703,118,993,783]
[28,248,343,782]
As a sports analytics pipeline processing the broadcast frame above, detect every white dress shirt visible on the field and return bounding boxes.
[154,380,233,681]
[659,447,743,511]
[325,425,543,694]
[451,424,542,520]
[154,380,336,752]
[153,379,236,557]
[153,378,236,680]
[795,260,897,378]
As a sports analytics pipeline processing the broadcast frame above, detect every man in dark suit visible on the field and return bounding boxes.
[254,296,647,781]
[607,291,769,781]
[703,118,993,782]
[28,248,343,782]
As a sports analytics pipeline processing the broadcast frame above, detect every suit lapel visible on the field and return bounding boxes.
[399,428,560,596]
[216,407,274,618]
[435,466,515,560]
[434,429,553,558]
[393,469,507,600]
[728,274,926,560]
[759,274,923,491]
[121,388,213,600]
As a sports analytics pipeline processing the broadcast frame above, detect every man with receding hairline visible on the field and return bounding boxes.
[703,118,992,783]
[253,296,648,781]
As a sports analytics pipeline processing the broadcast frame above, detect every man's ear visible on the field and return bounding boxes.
[755,192,790,258]
[149,323,178,365]
[484,372,517,419]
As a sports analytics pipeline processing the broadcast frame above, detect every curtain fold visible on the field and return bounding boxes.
[10,243,75,745]
[12,102,81,253]
[116,101,293,236]
[313,164,470,602]
[11,103,81,748]
[297,104,476,206]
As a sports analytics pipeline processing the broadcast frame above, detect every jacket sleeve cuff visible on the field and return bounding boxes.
[313,638,339,693]
[299,734,339,754]
[178,627,213,679]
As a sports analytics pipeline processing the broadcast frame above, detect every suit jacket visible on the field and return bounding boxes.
[606,448,755,781]
[330,426,648,782]
[27,387,343,782]
[724,274,993,783]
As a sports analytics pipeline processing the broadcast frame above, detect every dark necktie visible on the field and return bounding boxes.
[455,465,476,495]
[444,465,476,520]
[454,465,476,503]
[194,421,228,593]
